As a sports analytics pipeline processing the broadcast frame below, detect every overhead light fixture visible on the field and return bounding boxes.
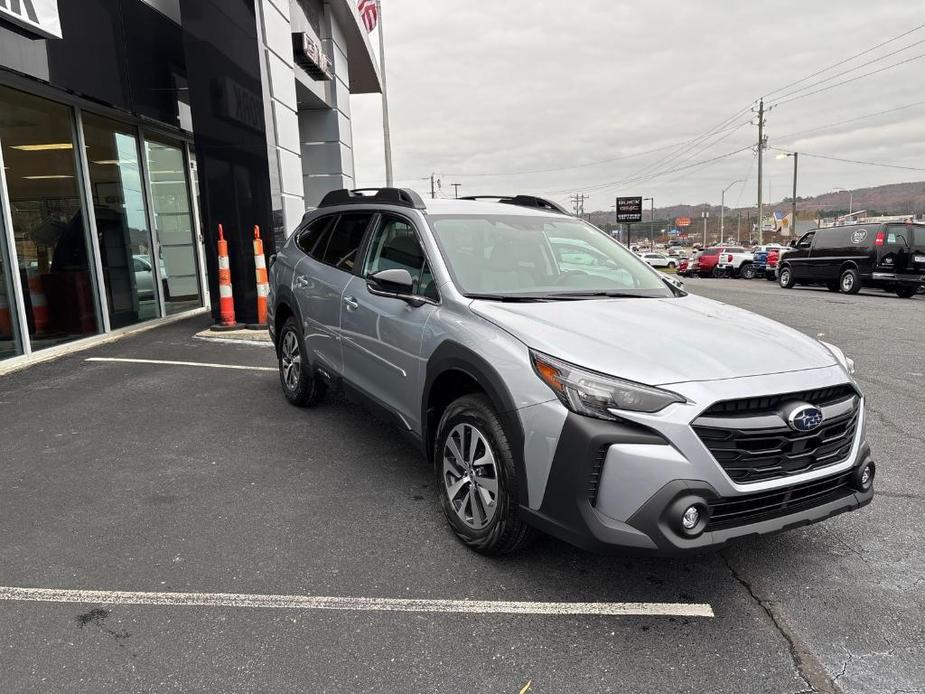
[12,143,74,151]
[23,174,74,180]
[92,159,121,165]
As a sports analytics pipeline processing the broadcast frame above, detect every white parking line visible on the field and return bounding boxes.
[0,586,714,618]
[85,357,276,372]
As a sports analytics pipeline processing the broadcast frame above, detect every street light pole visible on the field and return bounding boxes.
[701,210,710,247]
[791,153,798,237]
[720,180,744,244]
[644,197,654,247]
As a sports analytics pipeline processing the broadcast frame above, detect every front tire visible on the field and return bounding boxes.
[277,316,325,407]
[435,394,532,555]
[779,266,796,288]
[840,267,861,294]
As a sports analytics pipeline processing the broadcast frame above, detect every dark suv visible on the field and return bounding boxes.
[778,223,925,297]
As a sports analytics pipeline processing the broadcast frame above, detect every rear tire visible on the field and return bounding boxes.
[896,286,917,298]
[840,268,861,294]
[739,263,756,280]
[435,394,532,555]
[277,316,325,407]
[778,266,796,289]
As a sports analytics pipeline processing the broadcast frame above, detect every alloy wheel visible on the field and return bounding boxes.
[442,423,499,530]
[280,330,301,390]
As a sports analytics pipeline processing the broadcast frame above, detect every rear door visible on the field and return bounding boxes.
[293,211,375,378]
[880,224,924,277]
[340,213,438,432]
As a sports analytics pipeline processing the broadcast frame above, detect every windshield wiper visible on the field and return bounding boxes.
[547,290,660,299]
[466,293,557,302]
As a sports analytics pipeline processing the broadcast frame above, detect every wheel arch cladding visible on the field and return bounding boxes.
[423,341,529,506]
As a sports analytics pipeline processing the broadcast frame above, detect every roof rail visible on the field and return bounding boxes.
[318,188,427,210]
[458,194,571,215]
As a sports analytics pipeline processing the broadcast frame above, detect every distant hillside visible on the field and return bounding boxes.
[588,180,925,228]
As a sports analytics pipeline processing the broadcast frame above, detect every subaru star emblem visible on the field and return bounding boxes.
[787,403,824,432]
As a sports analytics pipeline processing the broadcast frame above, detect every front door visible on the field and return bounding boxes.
[340,213,438,432]
[787,231,815,280]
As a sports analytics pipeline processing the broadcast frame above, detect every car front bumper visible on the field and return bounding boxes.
[519,366,873,555]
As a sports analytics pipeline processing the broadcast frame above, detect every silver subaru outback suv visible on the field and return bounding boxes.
[268,188,874,555]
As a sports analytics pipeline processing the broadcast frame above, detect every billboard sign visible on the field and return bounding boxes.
[0,0,61,39]
[675,216,692,227]
[616,196,643,223]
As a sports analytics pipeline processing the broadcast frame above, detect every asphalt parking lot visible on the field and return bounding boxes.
[1,281,922,693]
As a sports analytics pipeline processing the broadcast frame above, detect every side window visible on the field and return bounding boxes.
[296,215,335,257]
[319,212,374,271]
[364,215,438,301]
[798,231,815,249]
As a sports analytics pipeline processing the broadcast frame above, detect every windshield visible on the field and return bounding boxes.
[427,214,674,298]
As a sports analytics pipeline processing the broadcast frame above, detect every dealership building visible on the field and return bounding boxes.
[0,0,380,369]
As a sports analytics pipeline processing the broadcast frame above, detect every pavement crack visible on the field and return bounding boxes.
[722,553,841,694]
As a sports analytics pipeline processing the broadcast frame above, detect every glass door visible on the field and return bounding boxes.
[82,114,159,328]
[143,136,202,314]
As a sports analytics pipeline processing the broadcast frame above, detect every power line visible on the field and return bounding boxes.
[772,50,925,107]
[733,150,758,209]
[762,22,925,100]
[773,100,925,142]
[770,37,925,104]
[426,121,751,179]
[767,146,925,172]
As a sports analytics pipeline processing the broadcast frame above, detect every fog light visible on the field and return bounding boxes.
[682,505,700,530]
[858,463,875,491]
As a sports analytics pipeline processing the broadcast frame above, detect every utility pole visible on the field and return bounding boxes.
[790,153,798,239]
[569,193,588,217]
[701,209,710,247]
[737,211,742,245]
[430,174,438,199]
[755,98,767,246]
[451,183,461,199]
[643,197,655,248]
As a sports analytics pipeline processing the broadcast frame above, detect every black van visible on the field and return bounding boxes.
[778,222,925,297]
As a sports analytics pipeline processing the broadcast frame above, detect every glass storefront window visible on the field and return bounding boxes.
[0,214,20,360]
[0,85,100,349]
[82,114,159,328]
[144,137,202,314]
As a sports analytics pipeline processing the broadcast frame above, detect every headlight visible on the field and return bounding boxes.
[820,341,856,375]
[530,350,685,417]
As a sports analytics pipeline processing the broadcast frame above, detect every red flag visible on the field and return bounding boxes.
[358,0,378,33]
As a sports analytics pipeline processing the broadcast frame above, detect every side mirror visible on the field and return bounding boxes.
[369,268,416,296]
[789,239,798,248]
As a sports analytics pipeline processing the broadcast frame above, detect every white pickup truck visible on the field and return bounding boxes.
[714,246,756,278]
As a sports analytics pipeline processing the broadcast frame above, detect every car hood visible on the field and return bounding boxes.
[469,294,836,386]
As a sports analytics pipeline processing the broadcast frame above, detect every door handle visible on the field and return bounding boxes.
[343,296,359,310]
[294,275,309,288]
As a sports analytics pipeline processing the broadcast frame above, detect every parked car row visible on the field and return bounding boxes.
[678,222,925,298]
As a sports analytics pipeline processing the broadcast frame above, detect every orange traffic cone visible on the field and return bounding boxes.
[248,225,269,330]
[27,268,50,336]
[211,223,243,331]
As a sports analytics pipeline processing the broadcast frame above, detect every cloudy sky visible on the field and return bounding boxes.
[349,1,925,213]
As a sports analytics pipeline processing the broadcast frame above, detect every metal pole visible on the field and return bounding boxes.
[737,211,741,245]
[430,173,435,199]
[720,189,725,241]
[756,98,765,246]
[376,0,393,186]
[451,183,461,199]
[650,197,655,247]
[791,153,798,239]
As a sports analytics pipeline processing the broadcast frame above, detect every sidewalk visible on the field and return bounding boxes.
[194,327,272,346]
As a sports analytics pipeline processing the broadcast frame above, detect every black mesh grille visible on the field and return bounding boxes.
[694,385,860,483]
[706,472,856,530]
[701,384,857,417]
[588,447,608,506]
